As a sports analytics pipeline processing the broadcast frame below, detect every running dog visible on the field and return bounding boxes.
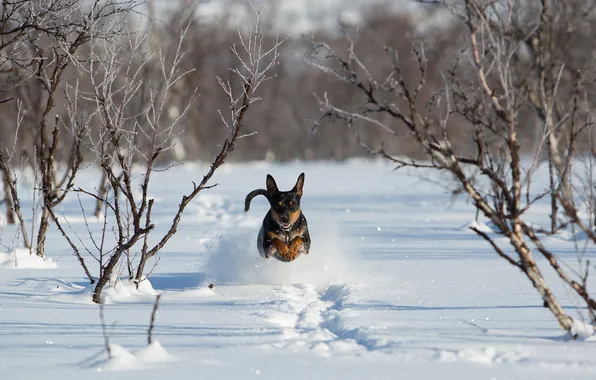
[244,173,311,262]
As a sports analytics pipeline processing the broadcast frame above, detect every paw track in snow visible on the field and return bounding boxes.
[261,284,386,356]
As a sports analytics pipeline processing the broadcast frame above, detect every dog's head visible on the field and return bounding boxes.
[266,173,305,231]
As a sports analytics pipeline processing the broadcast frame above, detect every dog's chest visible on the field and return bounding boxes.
[278,229,300,244]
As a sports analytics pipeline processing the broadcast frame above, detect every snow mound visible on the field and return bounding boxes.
[92,341,177,372]
[566,319,596,341]
[133,341,177,363]
[202,223,358,287]
[102,344,138,370]
[103,279,159,304]
[461,219,494,233]
[0,248,58,268]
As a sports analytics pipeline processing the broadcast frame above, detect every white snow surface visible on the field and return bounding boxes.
[1,159,596,379]
[0,248,58,269]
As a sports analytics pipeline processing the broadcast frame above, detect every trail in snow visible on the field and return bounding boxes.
[199,214,381,356]
[258,284,391,357]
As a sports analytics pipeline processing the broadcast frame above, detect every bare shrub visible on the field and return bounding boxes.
[62,3,287,303]
[0,0,142,257]
[0,106,29,247]
[305,0,596,335]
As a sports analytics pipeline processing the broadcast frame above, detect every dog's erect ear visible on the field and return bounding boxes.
[292,173,305,197]
[266,174,278,195]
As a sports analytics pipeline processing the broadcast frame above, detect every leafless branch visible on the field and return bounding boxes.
[147,294,162,345]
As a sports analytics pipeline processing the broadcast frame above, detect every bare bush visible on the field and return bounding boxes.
[0,0,142,257]
[0,107,29,247]
[305,0,596,334]
[63,4,286,303]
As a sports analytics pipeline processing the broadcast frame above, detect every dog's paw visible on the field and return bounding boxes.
[278,247,293,261]
[280,252,296,262]
[275,253,296,262]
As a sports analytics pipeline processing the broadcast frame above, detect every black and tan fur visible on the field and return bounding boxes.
[244,173,311,262]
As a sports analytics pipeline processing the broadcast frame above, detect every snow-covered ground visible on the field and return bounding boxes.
[1,159,595,379]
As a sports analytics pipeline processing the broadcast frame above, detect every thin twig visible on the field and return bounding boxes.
[147,293,162,345]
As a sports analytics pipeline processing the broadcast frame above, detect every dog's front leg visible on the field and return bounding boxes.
[271,238,296,261]
[289,236,307,257]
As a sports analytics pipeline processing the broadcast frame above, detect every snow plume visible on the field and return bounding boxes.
[201,220,358,288]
